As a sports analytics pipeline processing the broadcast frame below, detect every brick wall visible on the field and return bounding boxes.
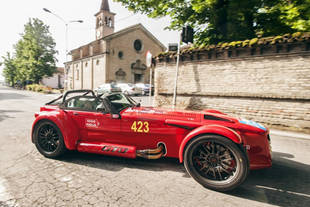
[154,42,310,132]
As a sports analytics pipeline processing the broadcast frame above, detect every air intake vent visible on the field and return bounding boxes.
[204,115,230,122]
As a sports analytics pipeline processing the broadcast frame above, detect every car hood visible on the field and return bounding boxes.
[123,106,266,132]
[123,107,236,123]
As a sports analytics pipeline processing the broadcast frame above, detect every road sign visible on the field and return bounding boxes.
[146,51,152,68]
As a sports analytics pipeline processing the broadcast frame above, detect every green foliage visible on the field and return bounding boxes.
[1,52,17,86]
[26,84,52,94]
[15,18,57,84]
[116,0,310,45]
[1,18,57,87]
[156,32,310,59]
[249,38,258,46]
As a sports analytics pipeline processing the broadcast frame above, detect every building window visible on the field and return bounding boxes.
[97,17,102,28]
[99,18,102,26]
[85,62,88,67]
[96,60,100,65]
[105,17,108,25]
[108,17,112,27]
[115,68,126,82]
[118,51,123,59]
[134,39,142,52]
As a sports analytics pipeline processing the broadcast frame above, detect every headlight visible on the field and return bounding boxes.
[239,119,266,131]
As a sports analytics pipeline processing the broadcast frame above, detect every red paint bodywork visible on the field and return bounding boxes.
[32,105,272,170]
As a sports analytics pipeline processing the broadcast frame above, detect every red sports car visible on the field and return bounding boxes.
[31,90,272,191]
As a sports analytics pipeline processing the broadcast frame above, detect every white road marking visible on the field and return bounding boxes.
[257,185,310,198]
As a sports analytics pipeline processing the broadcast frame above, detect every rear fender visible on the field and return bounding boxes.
[178,125,242,163]
[32,111,80,150]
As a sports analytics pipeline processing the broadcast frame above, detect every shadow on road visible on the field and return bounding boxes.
[59,151,190,177]
[229,151,310,207]
[0,110,23,122]
[59,150,309,206]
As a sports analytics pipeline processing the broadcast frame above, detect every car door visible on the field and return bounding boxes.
[119,108,178,150]
[64,96,121,143]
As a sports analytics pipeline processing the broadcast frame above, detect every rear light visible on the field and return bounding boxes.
[34,113,39,118]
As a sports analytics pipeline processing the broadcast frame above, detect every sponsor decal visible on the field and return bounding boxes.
[85,119,100,128]
[102,145,129,153]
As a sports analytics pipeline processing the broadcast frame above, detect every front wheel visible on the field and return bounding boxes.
[33,120,67,158]
[184,135,249,192]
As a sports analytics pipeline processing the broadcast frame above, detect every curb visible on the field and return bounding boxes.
[270,129,310,140]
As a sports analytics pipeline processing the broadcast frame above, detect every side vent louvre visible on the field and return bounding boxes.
[204,115,230,122]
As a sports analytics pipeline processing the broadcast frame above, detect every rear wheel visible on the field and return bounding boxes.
[33,120,66,158]
[184,135,248,191]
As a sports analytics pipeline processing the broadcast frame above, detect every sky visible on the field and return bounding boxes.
[0,0,179,81]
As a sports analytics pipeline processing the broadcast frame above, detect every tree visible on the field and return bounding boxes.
[257,0,310,37]
[1,52,17,86]
[14,18,57,84]
[115,0,310,44]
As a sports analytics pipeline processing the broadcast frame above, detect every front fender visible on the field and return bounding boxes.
[31,111,80,150]
[178,124,242,163]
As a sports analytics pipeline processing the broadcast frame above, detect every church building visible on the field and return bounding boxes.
[65,0,166,90]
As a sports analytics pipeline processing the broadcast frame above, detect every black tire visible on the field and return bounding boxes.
[184,135,249,192]
[33,120,67,158]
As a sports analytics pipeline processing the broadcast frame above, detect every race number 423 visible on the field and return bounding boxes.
[131,121,149,133]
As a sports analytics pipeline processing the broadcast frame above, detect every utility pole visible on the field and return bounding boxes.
[172,26,194,109]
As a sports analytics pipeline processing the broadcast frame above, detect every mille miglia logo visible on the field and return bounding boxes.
[85,119,99,128]
[102,145,129,153]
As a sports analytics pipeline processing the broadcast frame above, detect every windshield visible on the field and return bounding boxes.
[106,93,138,112]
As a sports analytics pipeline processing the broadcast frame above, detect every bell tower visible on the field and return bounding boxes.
[95,0,115,39]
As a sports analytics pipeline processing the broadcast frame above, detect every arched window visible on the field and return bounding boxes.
[105,17,108,25]
[98,17,102,26]
[108,17,112,27]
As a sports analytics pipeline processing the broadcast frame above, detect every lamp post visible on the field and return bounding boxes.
[43,8,83,62]
[43,8,83,90]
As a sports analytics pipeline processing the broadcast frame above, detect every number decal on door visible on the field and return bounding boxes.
[131,121,150,133]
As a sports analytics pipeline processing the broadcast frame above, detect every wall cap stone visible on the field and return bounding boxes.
[156,32,310,63]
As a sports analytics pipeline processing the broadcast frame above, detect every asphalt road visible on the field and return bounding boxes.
[0,86,309,207]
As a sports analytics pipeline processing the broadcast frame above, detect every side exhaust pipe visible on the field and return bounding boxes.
[136,144,166,159]
[77,141,166,160]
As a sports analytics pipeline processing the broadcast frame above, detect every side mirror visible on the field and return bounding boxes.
[136,103,141,107]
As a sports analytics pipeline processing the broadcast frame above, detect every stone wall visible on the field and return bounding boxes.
[154,41,310,132]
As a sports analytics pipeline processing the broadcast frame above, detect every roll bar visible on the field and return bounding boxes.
[62,90,96,103]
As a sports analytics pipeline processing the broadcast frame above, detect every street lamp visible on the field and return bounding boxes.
[43,8,83,62]
[43,8,83,91]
